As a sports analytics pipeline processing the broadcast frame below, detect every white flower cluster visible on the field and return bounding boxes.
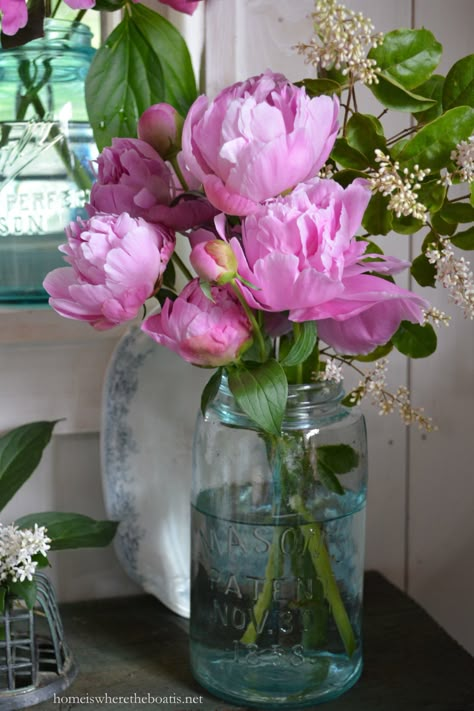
[442,136,474,185]
[425,239,474,319]
[296,0,384,85]
[348,360,436,431]
[319,357,344,383]
[0,523,51,584]
[369,150,431,222]
[423,307,451,327]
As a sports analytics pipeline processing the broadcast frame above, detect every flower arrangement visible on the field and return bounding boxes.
[0,420,117,611]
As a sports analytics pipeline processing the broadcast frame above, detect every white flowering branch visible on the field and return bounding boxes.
[0,523,51,585]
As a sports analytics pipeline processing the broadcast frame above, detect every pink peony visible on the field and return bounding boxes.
[0,0,28,35]
[155,0,202,15]
[43,213,175,331]
[232,177,428,354]
[190,240,238,284]
[142,279,252,366]
[138,103,184,159]
[181,70,339,215]
[0,0,95,35]
[89,137,217,232]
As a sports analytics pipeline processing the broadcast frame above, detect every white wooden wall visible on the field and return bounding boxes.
[1,0,472,655]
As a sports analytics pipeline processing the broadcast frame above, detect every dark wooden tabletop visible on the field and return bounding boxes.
[38,572,474,711]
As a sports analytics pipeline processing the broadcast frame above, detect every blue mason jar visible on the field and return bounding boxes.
[0,20,96,305]
[190,377,368,708]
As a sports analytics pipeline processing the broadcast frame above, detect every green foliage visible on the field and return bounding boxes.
[411,254,437,287]
[296,78,342,97]
[369,29,442,90]
[86,4,197,150]
[345,114,387,166]
[361,193,392,235]
[442,55,474,111]
[331,139,367,170]
[392,322,437,358]
[316,444,359,495]
[396,107,474,170]
[440,203,474,223]
[0,421,57,512]
[354,343,393,362]
[16,513,118,550]
[451,226,474,250]
[279,322,317,367]
[368,74,436,113]
[413,75,445,123]
[8,580,37,610]
[201,368,223,416]
[228,360,288,436]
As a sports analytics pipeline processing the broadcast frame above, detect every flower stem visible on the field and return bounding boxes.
[172,251,193,282]
[293,323,303,384]
[170,156,189,192]
[230,281,266,360]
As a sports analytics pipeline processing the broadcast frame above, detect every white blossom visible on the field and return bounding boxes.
[425,239,474,319]
[423,307,451,327]
[320,357,344,383]
[296,0,384,85]
[0,523,51,584]
[369,150,430,222]
[442,136,474,185]
[347,359,436,431]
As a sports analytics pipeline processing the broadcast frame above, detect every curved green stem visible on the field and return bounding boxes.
[293,323,303,384]
[170,156,189,192]
[230,281,266,360]
[172,251,193,282]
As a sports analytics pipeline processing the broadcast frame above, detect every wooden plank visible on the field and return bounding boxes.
[408,0,474,656]
[205,0,413,588]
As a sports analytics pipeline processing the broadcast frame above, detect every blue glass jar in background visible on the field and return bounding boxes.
[0,20,96,305]
[191,378,368,708]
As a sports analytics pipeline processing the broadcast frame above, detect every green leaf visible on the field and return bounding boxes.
[397,106,474,171]
[391,215,424,235]
[413,75,445,123]
[411,253,436,287]
[296,78,342,97]
[440,203,474,223]
[317,444,359,474]
[280,322,317,367]
[0,421,57,512]
[86,4,197,150]
[316,444,359,496]
[369,73,437,112]
[369,29,442,90]
[392,322,437,358]
[431,211,457,236]
[0,587,5,614]
[8,580,37,610]
[346,114,387,166]
[31,553,50,569]
[451,226,474,250]
[228,360,288,436]
[417,178,446,212]
[16,513,118,551]
[201,368,222,416]
[443,55,474,111]
[199,279,215,302]
[332,169,368,188]
[362,192,393,235]
[341,391,361,408]
[354,342,393,362]
[331,138,368,171]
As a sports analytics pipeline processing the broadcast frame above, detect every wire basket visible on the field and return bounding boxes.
[0,573,77,710]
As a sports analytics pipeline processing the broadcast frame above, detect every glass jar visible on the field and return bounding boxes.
[190,377,368,708]
[0,20,96,305]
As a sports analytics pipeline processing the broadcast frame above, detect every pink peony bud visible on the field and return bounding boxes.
[43,212,175,331]
[138,103,184,160]
[190,240,238,284]
[142,279,252,367]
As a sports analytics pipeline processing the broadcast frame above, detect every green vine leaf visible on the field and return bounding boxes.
[16,513,118,550]
[296,78,342,97]
[413,75,445,123]
[442,54,474,111]
[280,322,317,368]
[362,193,393,235]
[411,254,437,287]
[86,4,197,150]
[201,368,223,416]
[369,29,442,90]
[346,114,386,166]
[440,203,474,223]
[451,226,474,250]
[392,322,437,358]
[369,73,437,113]
[396,106,474,170]
[228,360,288,436]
